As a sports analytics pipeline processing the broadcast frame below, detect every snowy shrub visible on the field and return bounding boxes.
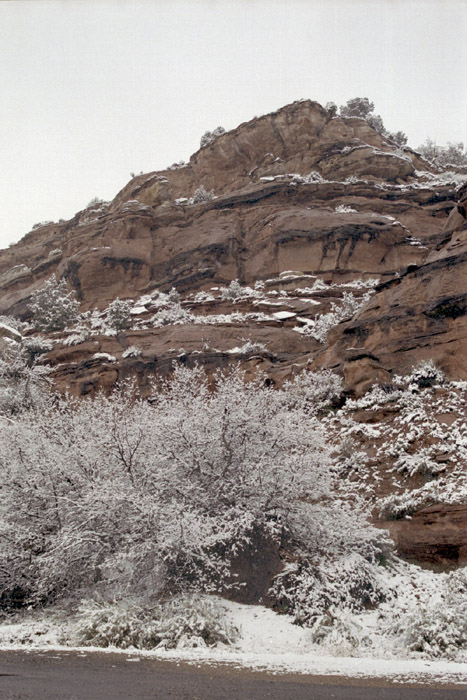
[93,352,116,362]
[271,548,388,626]
[335,205,357,214]
[336,436,368,475]
[105,299,133,331]
[387,570,467,659]
[72,594,238,650]
[151,302,193,327]
[0,315,25,333]
[63,330,91,347]
[193,291,215,303]
[200,126,225,148]
[29,275,80,332]
[192,185,215,203]
[167,160,187,170]
[417,139,467,168]
[220,279,243,301]
[229,339,267,354]
[48,248,62,258]
[388,131,408,147]
[0,342,51,416]
[22,336,53,362]
[308,610,372,655]
[406,360,445,388]
[340,97,374,119]
[283,369,343,415]
[167,287,180,304]
[378,493,422,520]
[72,598,158,649]
[301,292,371,343]
[291,171,326,185]
[32,221,54,230]
[122,345,142,359]
[339,97,407,145]
[86,197,104,208]
[393,448,445,478]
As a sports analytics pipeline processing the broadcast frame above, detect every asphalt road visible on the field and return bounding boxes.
[1,650,467,700]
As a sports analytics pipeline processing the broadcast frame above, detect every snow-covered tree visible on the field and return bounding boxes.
[29,275,80,332]
[105,298,133,331]
[200,126,225,148]
[192,185,215,203]
[339,97,407,146]
[340,97,375,119]
[220,279,243,300]
[417,139,467,168]
[0,341,51,415]
[388,130,408,147]
[300,291,372,344]
[0,365,386,609]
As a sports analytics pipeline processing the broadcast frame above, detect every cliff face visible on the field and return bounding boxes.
[1,99,463,394]
[0,99,441,312]
[314,222,467,393]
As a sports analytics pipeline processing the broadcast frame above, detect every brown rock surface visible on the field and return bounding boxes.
[387,504,467,566]
[0,100,441,314]
[314,223,467,392]
[0,99,464,396]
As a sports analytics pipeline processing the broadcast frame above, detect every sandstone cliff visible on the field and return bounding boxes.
[1,99,464,395]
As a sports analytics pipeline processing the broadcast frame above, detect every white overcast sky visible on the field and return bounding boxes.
[1,0,466,249]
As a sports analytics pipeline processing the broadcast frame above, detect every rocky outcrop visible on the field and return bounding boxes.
[0,100,442,316]
[0,98,464,394]
[314,221,467,393]
[47,320,317,397]
[443,180,467,232]
[388,505,467,566]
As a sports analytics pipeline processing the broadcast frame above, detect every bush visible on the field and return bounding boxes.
[232,339,267,355]
[388,130,408,147]
[339,97,407,146]
[220,279,243,301]
[283,369,343,415]
[192,185,215,203]
[271,547,388,626]
[86,197,104,208]
[72,594,238,650]
[0,342,51,415]
[167,287,180,304]
[417,139,467,168]
[29,276,80,332]
[387,570,467,658]
[302,292,372,344]
[122,345,142,359]
[200,126,225,148]
[105,298,133,331]
[151,302,193,327]
[407,360,445,388]
[340,97,375,119]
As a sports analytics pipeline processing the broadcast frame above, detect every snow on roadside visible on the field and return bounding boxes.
[1,600,467,685]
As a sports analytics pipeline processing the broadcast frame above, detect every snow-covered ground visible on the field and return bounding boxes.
[1,598,467,686]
